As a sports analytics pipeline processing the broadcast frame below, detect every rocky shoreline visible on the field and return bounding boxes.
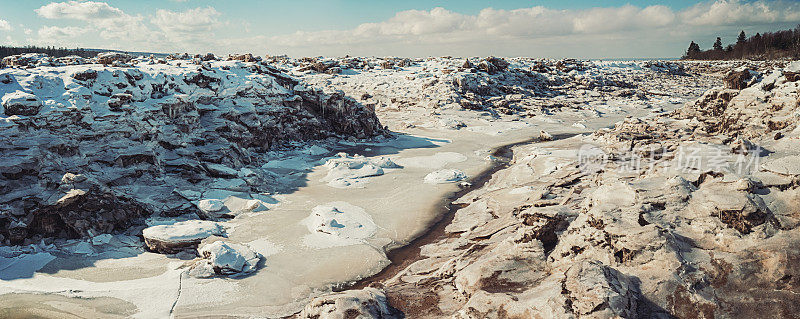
[297,60,800,318]
[2,53,798,318]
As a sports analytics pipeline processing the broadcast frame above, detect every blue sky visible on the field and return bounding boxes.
[1,0,799,58]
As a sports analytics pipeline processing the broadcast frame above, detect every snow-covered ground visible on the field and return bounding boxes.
[0,54,736,317]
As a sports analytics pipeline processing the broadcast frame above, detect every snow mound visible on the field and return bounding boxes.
[323,154,401,188]
[190,241,261,277]
[301,202,377,248]
[424,169,468,184]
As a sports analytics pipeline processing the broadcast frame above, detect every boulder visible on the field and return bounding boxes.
[2,91,42,116]
[95,52,132,65]
[8,187,151,245]
[1,53,47,68]
[562,260,641,318]
[723,69,753,90]
[142,220,225,254]
[107,93,133,110]
[228,53,258,62]
[299,288,399,319]
[197,199,224,215]
[190,241,260,277]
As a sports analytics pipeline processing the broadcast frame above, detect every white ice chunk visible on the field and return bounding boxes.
[424,169,467,184]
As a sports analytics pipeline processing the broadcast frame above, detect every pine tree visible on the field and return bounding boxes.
[686,41,701,58]
[737,31,746,44]
[713,37,723,51]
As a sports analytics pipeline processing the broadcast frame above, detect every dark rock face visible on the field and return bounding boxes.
[724,69,753,90]
[0,57,387,245]
[23,188,149,244]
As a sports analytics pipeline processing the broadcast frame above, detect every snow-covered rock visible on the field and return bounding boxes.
[190,241,260,277]
[299,287,398,319]
[2,90,42,116]
[142,220,225,254]
[323,154,400,188]
[94,52,132,65]
[0,54,387,245]
[197,199,225,214]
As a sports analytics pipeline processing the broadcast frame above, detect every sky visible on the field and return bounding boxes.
[0,0,799,58]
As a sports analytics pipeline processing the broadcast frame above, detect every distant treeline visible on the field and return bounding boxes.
[683,26,800,60]
[0,45,97,59]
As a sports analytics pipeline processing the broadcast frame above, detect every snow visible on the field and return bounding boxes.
[301,202,377,248]
[0,55,725,317]
[1,90,41,111]
[322,154,401,188]
[245,238,282,258]
[394,152,467,169]
[197,199,224,213]
[142,220,225,244]
[195,241,261,276]
[424,169,468,184]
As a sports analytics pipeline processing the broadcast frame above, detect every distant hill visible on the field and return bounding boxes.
[682,25,800,60]
[0,45,169,59]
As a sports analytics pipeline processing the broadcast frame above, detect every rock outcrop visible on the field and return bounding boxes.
[0,54,387,245]
[309,61,800,318]
[295,57,711,117]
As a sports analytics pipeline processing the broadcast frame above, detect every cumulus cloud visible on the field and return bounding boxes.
[35,1,124,20]
[681,0,800,26]
[151,7,221,38]
[270,4,682,47]
[0,19,11,31]
[38,26,89,38]
[263,0,800,56]
[20,0,800,57]
[34,1,224,50]
[35,1,160,45]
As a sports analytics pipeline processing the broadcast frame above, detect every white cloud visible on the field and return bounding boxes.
[17,0,800,57]
[0,19,11,31]
[269,5,681,48]
[264,0,800,57]
[38,26,89,39]
[572,5,675,33]
[35,1,124,20]
[151,7,221,38]
[36,1,155,44]
[681,0,800,26]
